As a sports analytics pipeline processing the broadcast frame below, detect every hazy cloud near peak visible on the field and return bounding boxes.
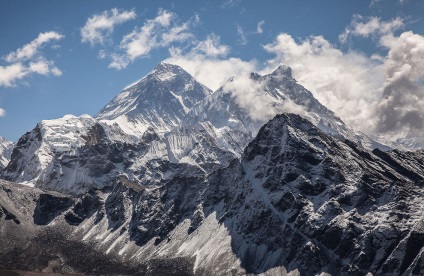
[222,73,308,122]
[165,34,256,91]
[81,8,136,46]
[263,33,383,132]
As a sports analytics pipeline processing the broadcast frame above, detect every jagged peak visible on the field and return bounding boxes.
[0,136,12,144]
[269,65,293,78]
[268,113,315,132]
[148,62,189,79]
[155,61,182,71]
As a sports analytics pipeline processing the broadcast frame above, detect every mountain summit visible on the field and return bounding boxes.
[96,62,212,138]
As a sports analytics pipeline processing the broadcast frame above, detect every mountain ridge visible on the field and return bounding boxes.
[1,113,424,275]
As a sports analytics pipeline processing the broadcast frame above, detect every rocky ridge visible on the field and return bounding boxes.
[1,114,424,275]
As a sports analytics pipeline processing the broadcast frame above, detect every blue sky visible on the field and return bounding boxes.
[1,0,423,141]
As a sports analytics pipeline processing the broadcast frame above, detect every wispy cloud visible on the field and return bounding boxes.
[192,34,230,57]
[256,20,265,34]
[0,108,5,117]
[371,0,407,7]
[81,8,136,46]
[107,9,195,70]
[236,24,247,45]
[339,15,404,43]
[221,0,241,9]
[1,32,63,87]
[5,31,63,62]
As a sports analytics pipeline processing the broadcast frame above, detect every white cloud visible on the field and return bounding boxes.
[256,20,265,34]
[339,15,404,43]
[192,34,230,57]
[29,58,62,76]
[236,24,247,45]
[0,63,27,87]
[0,58,62,87]
[161,22,193,46]
[0,108,5,117]
[1,32,63,87]
[165,35,256,90]
[375,31,424,132]
[5,31,63,62]
[108,9,195,70]
[81,8,136,46]
[222,74,278,121]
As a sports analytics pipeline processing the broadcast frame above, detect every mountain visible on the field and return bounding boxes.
[0,63,385,195]
[1,64,230,194]
[183,65,387,157]
[96,62,212,139]
[0,136,14,169]
[1,113,424,275]
[1,113,227,195]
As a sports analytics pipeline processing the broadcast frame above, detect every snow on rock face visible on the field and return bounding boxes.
[0,112,216,194]
[96,62,212,137]
[2,113,424,275]
[38,114,98,152]
[0,137,14,169]
[1,115,136,193]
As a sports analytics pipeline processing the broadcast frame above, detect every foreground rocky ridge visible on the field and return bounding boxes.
[1,114,424,275]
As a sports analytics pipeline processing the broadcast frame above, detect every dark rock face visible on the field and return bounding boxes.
[1,113,424,275]
[33,194,74,225]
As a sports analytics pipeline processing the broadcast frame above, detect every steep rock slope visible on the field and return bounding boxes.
[0,136,14,169]
[1,114,424,275]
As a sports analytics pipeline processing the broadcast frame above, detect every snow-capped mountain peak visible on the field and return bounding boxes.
[95,62,212,138]
[269,64,293,78]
